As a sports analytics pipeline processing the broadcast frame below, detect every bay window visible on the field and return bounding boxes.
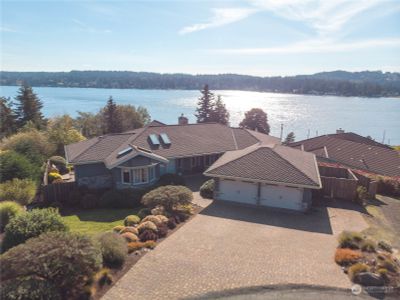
[121,165,156,185]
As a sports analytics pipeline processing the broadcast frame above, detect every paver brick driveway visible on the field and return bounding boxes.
[103,198,368,300]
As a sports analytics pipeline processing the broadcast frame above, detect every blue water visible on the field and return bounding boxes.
[1,86,399,145]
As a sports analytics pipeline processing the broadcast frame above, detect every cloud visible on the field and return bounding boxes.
[212,38,400,54]
[72,19,111,34]
[0,26,18,33]
[179,8,257,35]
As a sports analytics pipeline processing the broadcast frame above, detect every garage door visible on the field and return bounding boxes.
[218,179,257,205]
[260,184,303,211]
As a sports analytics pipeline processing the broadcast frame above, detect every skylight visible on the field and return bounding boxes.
[160,133,171,145]
[117,146,133,157]
[149,134,160,145]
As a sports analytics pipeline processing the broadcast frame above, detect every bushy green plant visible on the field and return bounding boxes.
[0,231,102,299]
[124,215,140,226]
[377,177,400,197]
[378,240,393,253]
[361,239,377,252]
[48,172,62,184]
[120,226,139,235]
[0,151,39,182]
[338,231,364,249]
[155,214,169,223]
[0,276,62,300]
[121,232,139,243]
[1,208,68,252]
[80,193,97,209]
[113,225,125,233]
[0,201,24,232]
[200,179,214,199]
[49,155,66,166]
[141,215,163,226]
[137,207,152,219]
[141,185,193,211]
[95,232,127,269]
[348,263,370,282]
[137,221,158,233]
[0,179,37,205]
[355,186,369,204]
[94,268,113,287]
[157,173,186,186]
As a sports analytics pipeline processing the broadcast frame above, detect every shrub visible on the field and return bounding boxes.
[151,205,166,216]
[127,240,156,253]
[200,179,214,199]
[348,263,370,282]
[137,221,158,233]
[0,276,62,300]
[172,211,190,223]
[113,225,125,233]
[378,240,393,253]
[124,215,140,226]
[338,231,364,249]
[142,215,163,226]
[141,185,193,211]
[120,226,139,236]
[377,268,389,280]
[167,217,177,229]
[334,248,363,266]
[0,178,37,205]
[157,173,185,186]
[377,177,400,197]
[95,232,127,269]
[48,172,62,184]
[137,207,152,219]
[361,239,377,252]
[94,268,113,287]
[0,151,39,182]
[0,201,24,232]
[0,231,102,299]
[156,214,169,223]
[139,229,158,242]
[121,232,139,243]
[379,257,398,273]
[2,208,68,252]
[355,186,370,204]
[80,193,97,209]
[49,156,68,174]
[156,223,169,238]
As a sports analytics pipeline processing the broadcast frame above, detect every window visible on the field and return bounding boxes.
[134,167,149,184]
[149,166,155,181]
[122,169,131,184]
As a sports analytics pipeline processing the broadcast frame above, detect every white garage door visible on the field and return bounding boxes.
[218,179,257,205]
[260,184,303,210]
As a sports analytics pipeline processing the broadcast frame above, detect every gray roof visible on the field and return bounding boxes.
[204,144,321,188]
[65,122,281,168]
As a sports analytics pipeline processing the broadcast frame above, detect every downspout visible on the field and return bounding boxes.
[256,182,261,205]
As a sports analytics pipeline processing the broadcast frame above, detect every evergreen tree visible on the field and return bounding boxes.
[284,132,295,144]
[0,97,16,138]
[195,84,215,123]
[103,96,122,133]
[211,95,229,125]
[14,85,46,129]
[239,108,270,134]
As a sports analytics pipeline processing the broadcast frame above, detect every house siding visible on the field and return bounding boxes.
[75,163,112,188]
[160,159,176,175]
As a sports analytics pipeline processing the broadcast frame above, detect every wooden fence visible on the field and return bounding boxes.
[40,181,76,204]
[318,165,358,201]
[353,172,378,198]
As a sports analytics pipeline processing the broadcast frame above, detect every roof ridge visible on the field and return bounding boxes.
[143,122,223,128]
[230,128,239,150]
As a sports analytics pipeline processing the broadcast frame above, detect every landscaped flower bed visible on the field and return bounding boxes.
[334,231,400,289]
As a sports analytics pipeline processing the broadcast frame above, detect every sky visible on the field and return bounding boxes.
[1,0,400,76]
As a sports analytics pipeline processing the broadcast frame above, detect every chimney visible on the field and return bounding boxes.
[178,113,188,125]
[336,128,345,134]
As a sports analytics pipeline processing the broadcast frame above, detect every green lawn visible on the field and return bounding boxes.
[62,208,140,236]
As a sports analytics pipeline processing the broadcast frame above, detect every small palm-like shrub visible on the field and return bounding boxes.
[94,268,113,287]
[113,225,125,233]
[141,185,193,211]
[142,215,163,226]
[0,231,102,299]
[200,179,214,199]
[137,221,158,233]
[0,178,37,205]
[338,231,364,249]
[48,172,62,184]
[348,263,369,282]
[139,229,158,242]
[2,208,68,252]
[167,217,177,229]
[156,223,169,238]
[361,239,377,252]
[120,226,139,236]
[95,232,127,269]
[124,215,140,226]
[137,207,152,219]
[121,232,139,243]
[334,248,363,266]
[0,201,24,232]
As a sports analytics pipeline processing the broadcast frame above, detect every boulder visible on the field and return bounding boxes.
[354,272,384,286]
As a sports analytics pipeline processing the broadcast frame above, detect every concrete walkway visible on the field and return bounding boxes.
[103,198,368,300]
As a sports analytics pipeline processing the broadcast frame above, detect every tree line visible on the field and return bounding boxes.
[1,70,399,97]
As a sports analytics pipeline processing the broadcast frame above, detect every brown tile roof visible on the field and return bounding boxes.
[65,123,281,168]
[204,144,321,188]
[290,134,400,177]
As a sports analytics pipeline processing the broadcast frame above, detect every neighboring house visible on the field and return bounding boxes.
[290,130,400,178]
[65,117,280,189]
[204,143,321,212]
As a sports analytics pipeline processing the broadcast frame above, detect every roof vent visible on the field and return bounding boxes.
[336,128,345,134]
[159,133,171,145]
[117,146,133,157]
[149,134,160,146]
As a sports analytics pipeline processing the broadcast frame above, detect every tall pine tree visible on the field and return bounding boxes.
[284,132,295,144]
[195,84,215,123]
[0,97,17,138]
[103,96,122,133]
[239,108,270,134]
[14,85,46,129]
[211,95,229,125]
